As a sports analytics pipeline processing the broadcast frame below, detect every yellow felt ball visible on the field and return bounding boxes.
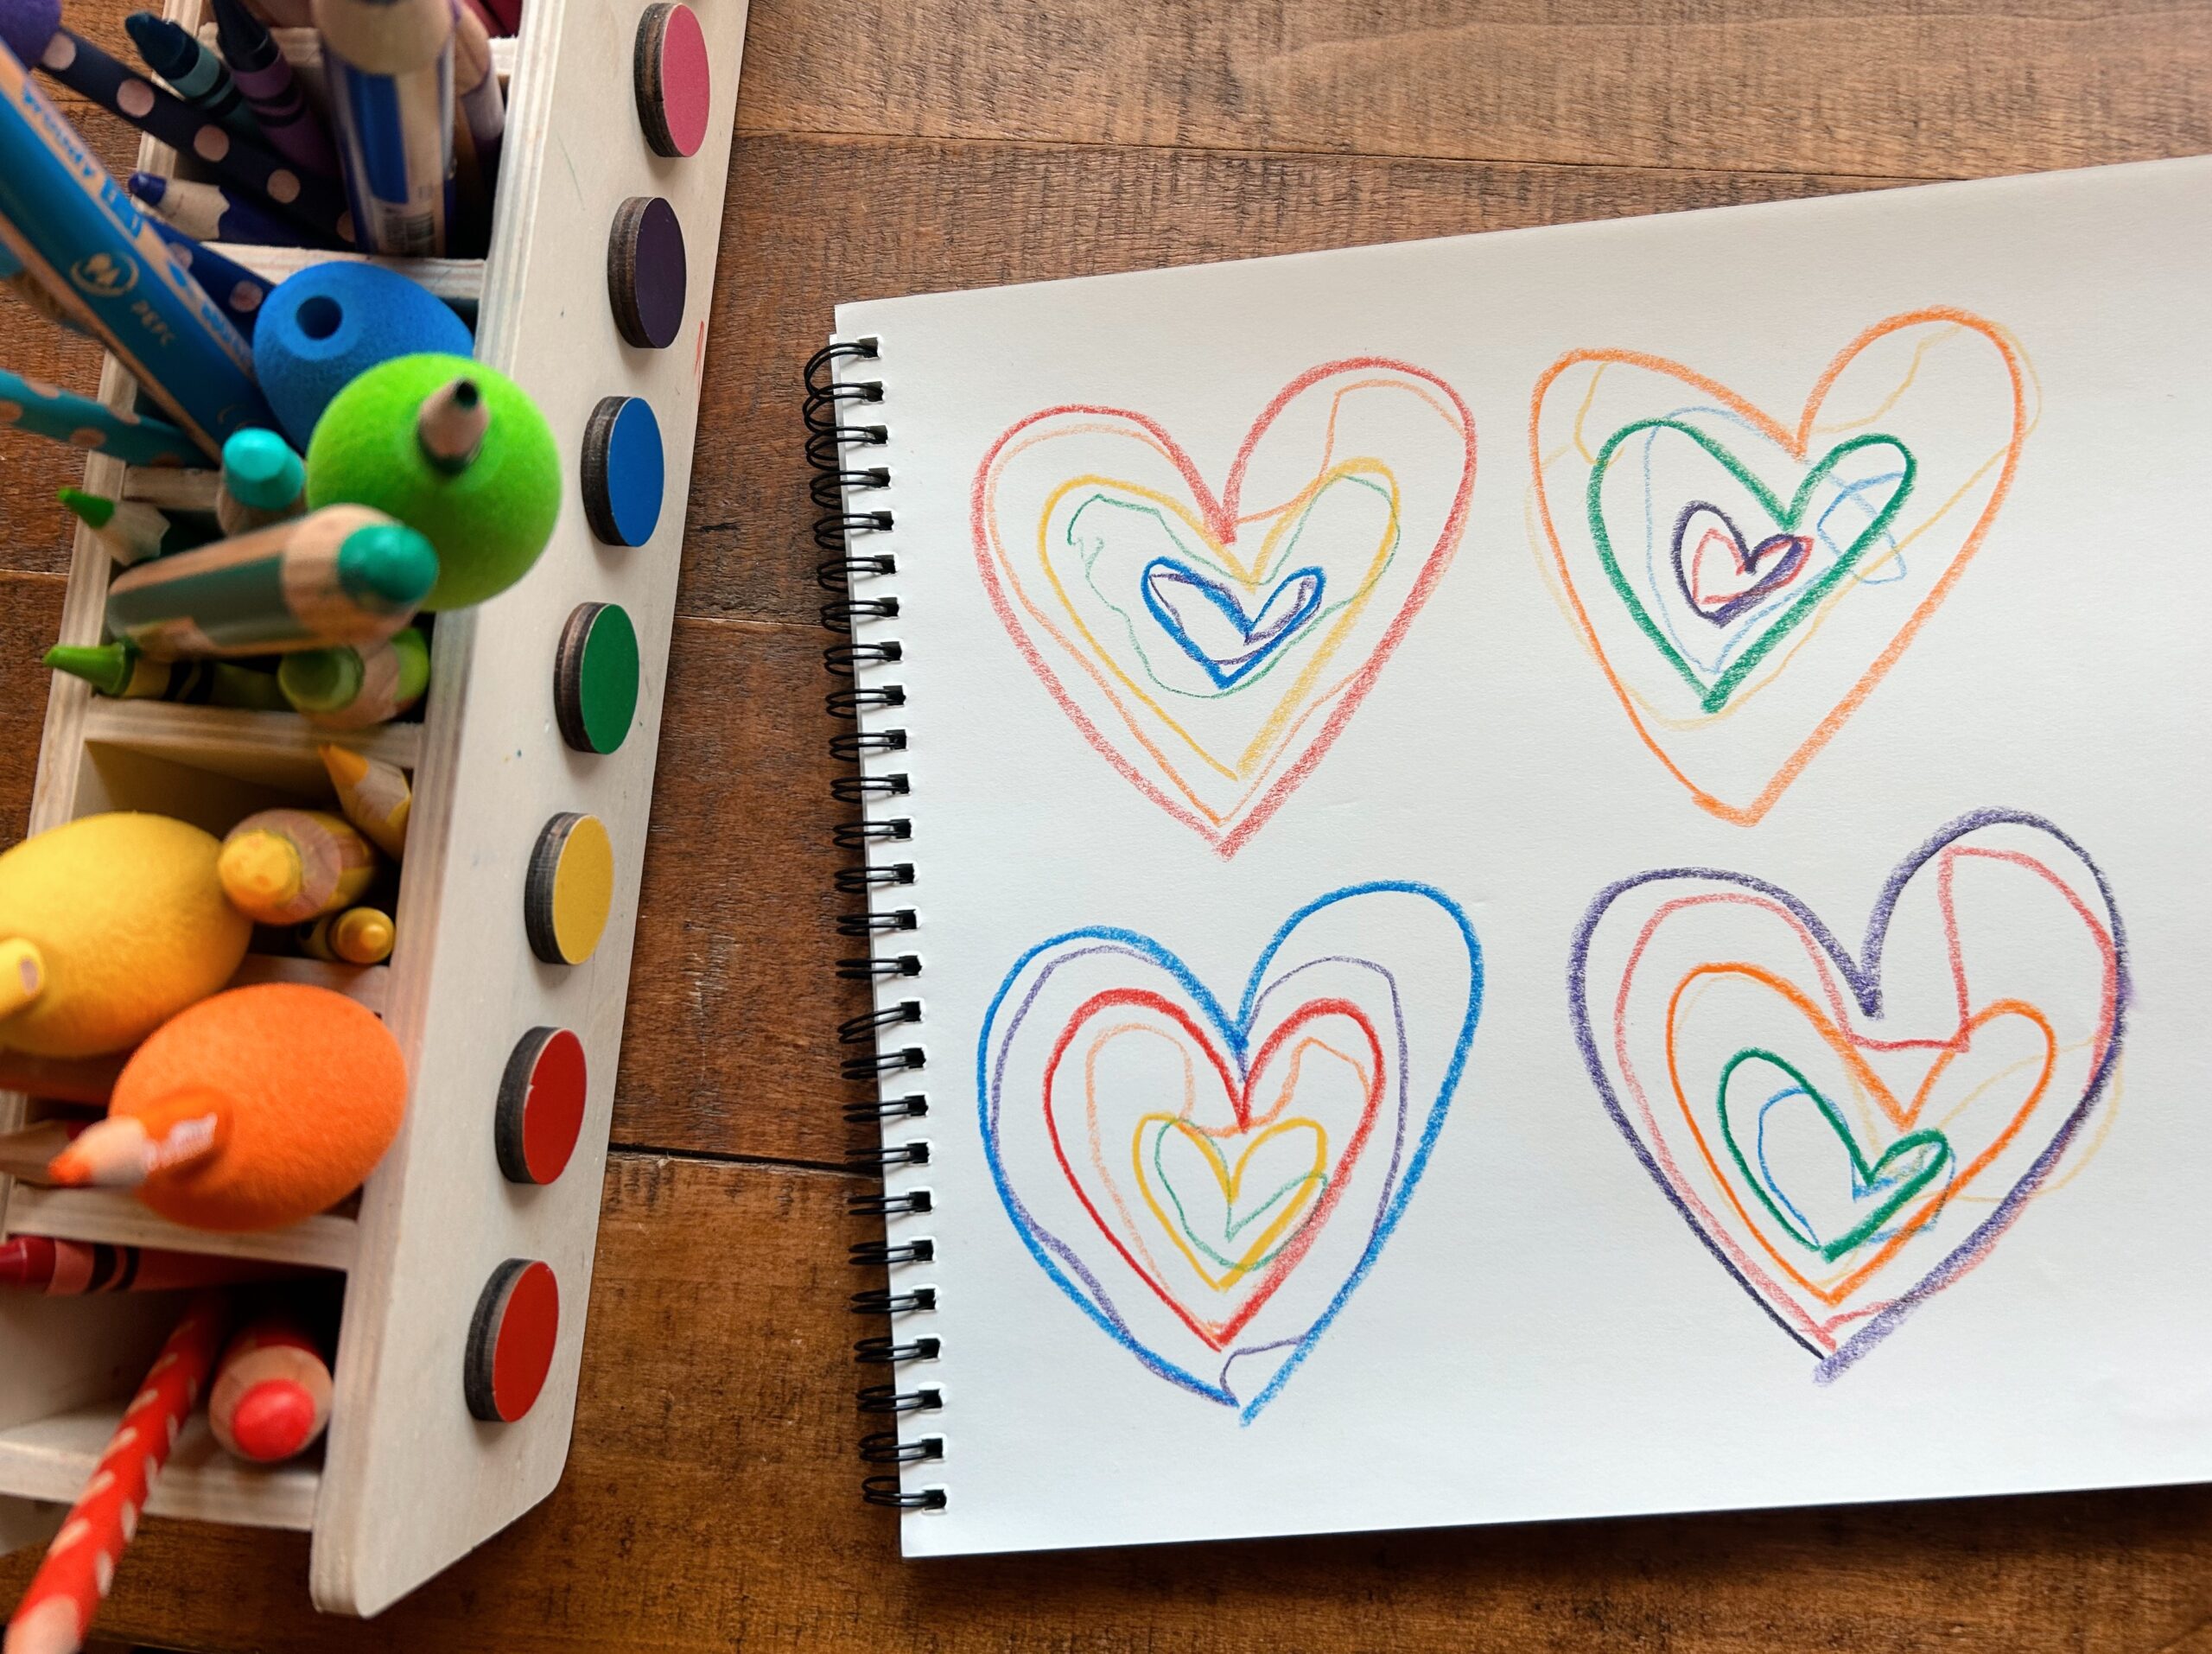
[0,813,252,1058]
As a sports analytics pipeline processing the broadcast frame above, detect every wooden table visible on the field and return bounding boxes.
[4,2,2211,1646]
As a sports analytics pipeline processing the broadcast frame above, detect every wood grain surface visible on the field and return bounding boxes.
[4,1,2212,1647]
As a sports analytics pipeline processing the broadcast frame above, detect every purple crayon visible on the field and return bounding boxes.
[209,0,340,180]
[0,0,356,246]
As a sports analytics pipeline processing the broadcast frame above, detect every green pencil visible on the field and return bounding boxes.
[104,505,439,658]
[56,487,213,566]
[45,641,287,708]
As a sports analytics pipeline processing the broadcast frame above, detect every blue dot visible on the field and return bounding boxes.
[591,396,664,546]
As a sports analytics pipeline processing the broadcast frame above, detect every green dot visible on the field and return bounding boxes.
[555,602,640,754]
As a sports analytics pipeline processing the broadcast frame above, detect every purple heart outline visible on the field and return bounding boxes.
[1672,499,1811,625]
[1566,808,2128,1381]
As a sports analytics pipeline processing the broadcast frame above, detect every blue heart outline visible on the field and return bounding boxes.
[979,881,1483,1422]
[1140,556,1327,690]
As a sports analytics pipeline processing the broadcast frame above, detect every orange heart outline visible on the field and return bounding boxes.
[1530,308,2031,826]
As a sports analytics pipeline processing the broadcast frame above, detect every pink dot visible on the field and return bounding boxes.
[336,212,355,244]
[194,125,231,162]
[41,36,75,69]
[71,429,105,448]
[265,169,299,203]
[232,282,262,311]
[118,79,155,118]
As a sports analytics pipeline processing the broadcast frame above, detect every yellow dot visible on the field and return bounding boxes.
[526,814,613,966]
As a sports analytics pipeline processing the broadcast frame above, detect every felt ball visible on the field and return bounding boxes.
[254,264,473,449]
[306,354,561,611]
[112,983,407,1231]
[0,812,250,1059]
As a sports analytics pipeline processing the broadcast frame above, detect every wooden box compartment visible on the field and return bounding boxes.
[0,0,747,1614]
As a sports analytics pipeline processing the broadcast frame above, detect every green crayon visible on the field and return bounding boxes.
[45,640,287,709]
[104,505,439,659]
[56,487,214,566]
[278,626,429,728]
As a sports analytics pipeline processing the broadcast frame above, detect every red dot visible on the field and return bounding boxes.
[497,1027,588,1185]
[490,1262,559,1423]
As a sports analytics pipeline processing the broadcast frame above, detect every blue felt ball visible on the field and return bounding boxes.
[253,263,473,448]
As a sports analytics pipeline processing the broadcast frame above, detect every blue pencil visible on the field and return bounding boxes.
[127,170,305,249]
[315,0,454,255]
[142,215,271,338]
[0,366,204,468]
[0,41,271,454]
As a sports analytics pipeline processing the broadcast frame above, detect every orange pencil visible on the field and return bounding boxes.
[210,1314,333,1462]
[3,1291,231,1654]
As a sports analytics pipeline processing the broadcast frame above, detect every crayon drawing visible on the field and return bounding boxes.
[972,361,1477,855]
[1531,309,2034,825]
[981,883,1482,1419]
[1568,811,2125,1378]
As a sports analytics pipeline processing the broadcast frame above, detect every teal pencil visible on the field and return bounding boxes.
[0,366,202,469]
[105,504,440,658]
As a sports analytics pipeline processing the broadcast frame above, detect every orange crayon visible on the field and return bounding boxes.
[210,1314,333,1462]
[3,1292,230,1654]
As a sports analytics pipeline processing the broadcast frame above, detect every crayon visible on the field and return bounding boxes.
[209,0,340,180]
[0,1117,83,1180]
[279,624,428,728]
[44,641,288,709]
[143,213,272,338]
[0,366,204,471]
[0,1234,308,1295]
[105,504,439,658]
[297,903,393,964]
[448,0,499,247]
[124,10,259,140]
[480,0,518,36]
[0,43,271,456]
[210,1314,333,1462]
[55,485,211,564]
[217,807,377,924]
[319,742,410,857]
[126,169,304,249]
[217,426,306,534]
[315,0,453,254]
[17,18,357,248]
[3,1293,231,1654]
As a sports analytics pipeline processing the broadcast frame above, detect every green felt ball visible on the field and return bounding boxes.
[304,353,562,612]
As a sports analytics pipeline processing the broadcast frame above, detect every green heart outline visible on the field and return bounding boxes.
[1146,1117,1328,1273]
[1713,1047,1951,1263]
[1586,421,1917,712]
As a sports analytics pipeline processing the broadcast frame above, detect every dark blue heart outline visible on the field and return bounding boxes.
[979,881,1483,1422]
[1140,555,1326,690]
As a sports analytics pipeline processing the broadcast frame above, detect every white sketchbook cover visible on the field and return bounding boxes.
[828,155,2212,1556]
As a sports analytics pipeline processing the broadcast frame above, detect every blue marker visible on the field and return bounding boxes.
[0,43,271,455]
[315,0,454,256]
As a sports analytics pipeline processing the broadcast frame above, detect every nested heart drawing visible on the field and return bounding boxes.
[1569,811,2125,1379]
[1532,309,2033,825]
[972,361,1477,855]
[982,883,1482,1419]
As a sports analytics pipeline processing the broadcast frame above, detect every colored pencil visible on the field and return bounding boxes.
[0,1236,308,1295]
[105,504,439,658]
[315,0,453,254]
[0,50,268,455]
[319,742,411,857]
[45,640,285,708]
[217,426,306,534]
[143,213,274,338]
[0,366,204,469]
[124,10,260,139]
[218,806,378,925]
[127,169,305,249]
[448,0,499,246]
[416,373,486,471]
[55,486,210,564]
[210,1315,334,1462]
[280,625,429,728]
[208,0,340,179]
[3,1293,231,1654]
[22,22,355,246]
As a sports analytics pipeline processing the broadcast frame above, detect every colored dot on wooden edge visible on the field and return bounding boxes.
[496,1027,588,1186]
[524,812,615,965]
[581,396,664,547]
[636,3,711,159]
[556,601,642,755]
[466,1259,560,1423]
[607,197,686,351]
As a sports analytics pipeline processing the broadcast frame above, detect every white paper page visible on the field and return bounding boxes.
[830,155,2212,1556]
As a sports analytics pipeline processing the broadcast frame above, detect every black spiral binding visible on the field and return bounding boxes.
[808,338,948,1514]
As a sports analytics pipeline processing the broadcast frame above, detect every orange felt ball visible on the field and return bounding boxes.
[111,983,407,1232]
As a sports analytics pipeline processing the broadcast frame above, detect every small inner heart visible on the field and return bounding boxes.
[1143,558,1325,689]
[1674,503,1810,626]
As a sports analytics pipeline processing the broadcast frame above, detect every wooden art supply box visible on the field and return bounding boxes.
[0,0,746,1615]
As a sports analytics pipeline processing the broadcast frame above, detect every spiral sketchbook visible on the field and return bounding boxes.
[813,154,2212,1556]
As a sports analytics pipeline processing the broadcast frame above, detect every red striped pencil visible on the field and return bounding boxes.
[0,1237,308,1295]
[210,1314,333,1462]
[3,1292,232,1654]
